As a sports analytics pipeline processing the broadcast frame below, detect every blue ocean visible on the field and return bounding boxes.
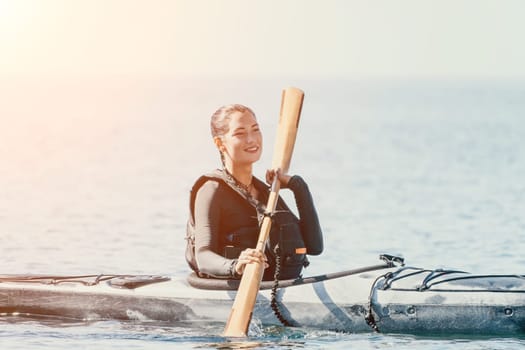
[1,78,524,349]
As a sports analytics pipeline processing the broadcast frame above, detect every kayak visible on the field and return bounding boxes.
[0,255,524,336]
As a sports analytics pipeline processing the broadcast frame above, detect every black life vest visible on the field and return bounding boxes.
[186,169,309,280]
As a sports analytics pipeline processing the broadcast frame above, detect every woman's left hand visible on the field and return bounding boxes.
[266,168,292,188]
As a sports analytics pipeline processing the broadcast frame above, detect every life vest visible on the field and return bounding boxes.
[186,169,309,280]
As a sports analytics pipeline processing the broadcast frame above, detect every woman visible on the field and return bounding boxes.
[186,104,323,281]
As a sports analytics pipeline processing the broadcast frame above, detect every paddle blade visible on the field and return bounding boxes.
[271,87,304,173]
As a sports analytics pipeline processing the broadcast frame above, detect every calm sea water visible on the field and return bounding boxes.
[1,78,524,348]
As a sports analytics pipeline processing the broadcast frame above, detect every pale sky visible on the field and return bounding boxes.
[1,0,525,79]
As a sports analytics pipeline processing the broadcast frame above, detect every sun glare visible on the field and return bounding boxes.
[0,0,47,75]
[0,0,39,36]
[0,1,22,24]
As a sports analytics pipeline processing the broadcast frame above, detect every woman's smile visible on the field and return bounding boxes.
[244,145,259,153]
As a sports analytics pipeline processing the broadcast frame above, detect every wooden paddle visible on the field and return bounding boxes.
[223,87,304,337]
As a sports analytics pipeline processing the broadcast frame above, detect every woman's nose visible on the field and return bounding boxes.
[246,131,256,143]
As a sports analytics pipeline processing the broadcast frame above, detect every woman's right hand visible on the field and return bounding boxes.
[234,248,268,275]
[266,168,292,188]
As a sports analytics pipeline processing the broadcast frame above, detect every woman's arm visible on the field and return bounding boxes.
[193,180,237,278]
[287,175,324,255]
[266,169,324,256]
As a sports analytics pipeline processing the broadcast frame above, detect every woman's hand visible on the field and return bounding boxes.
[234,248,268,276]
[266,168,292,188]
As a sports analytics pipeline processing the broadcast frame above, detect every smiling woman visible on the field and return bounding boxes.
[185,103,324,282]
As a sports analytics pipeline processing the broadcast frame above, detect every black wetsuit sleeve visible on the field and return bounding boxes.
[287,175,324,255]
[193,180,237,278]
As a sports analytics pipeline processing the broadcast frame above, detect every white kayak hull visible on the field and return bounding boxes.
[0,267,384,332]
[0,264,524,336]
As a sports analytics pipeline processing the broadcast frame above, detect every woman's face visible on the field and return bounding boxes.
[220,110,262,167]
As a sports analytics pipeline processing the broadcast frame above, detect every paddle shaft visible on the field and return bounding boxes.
[223,87,304,337]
